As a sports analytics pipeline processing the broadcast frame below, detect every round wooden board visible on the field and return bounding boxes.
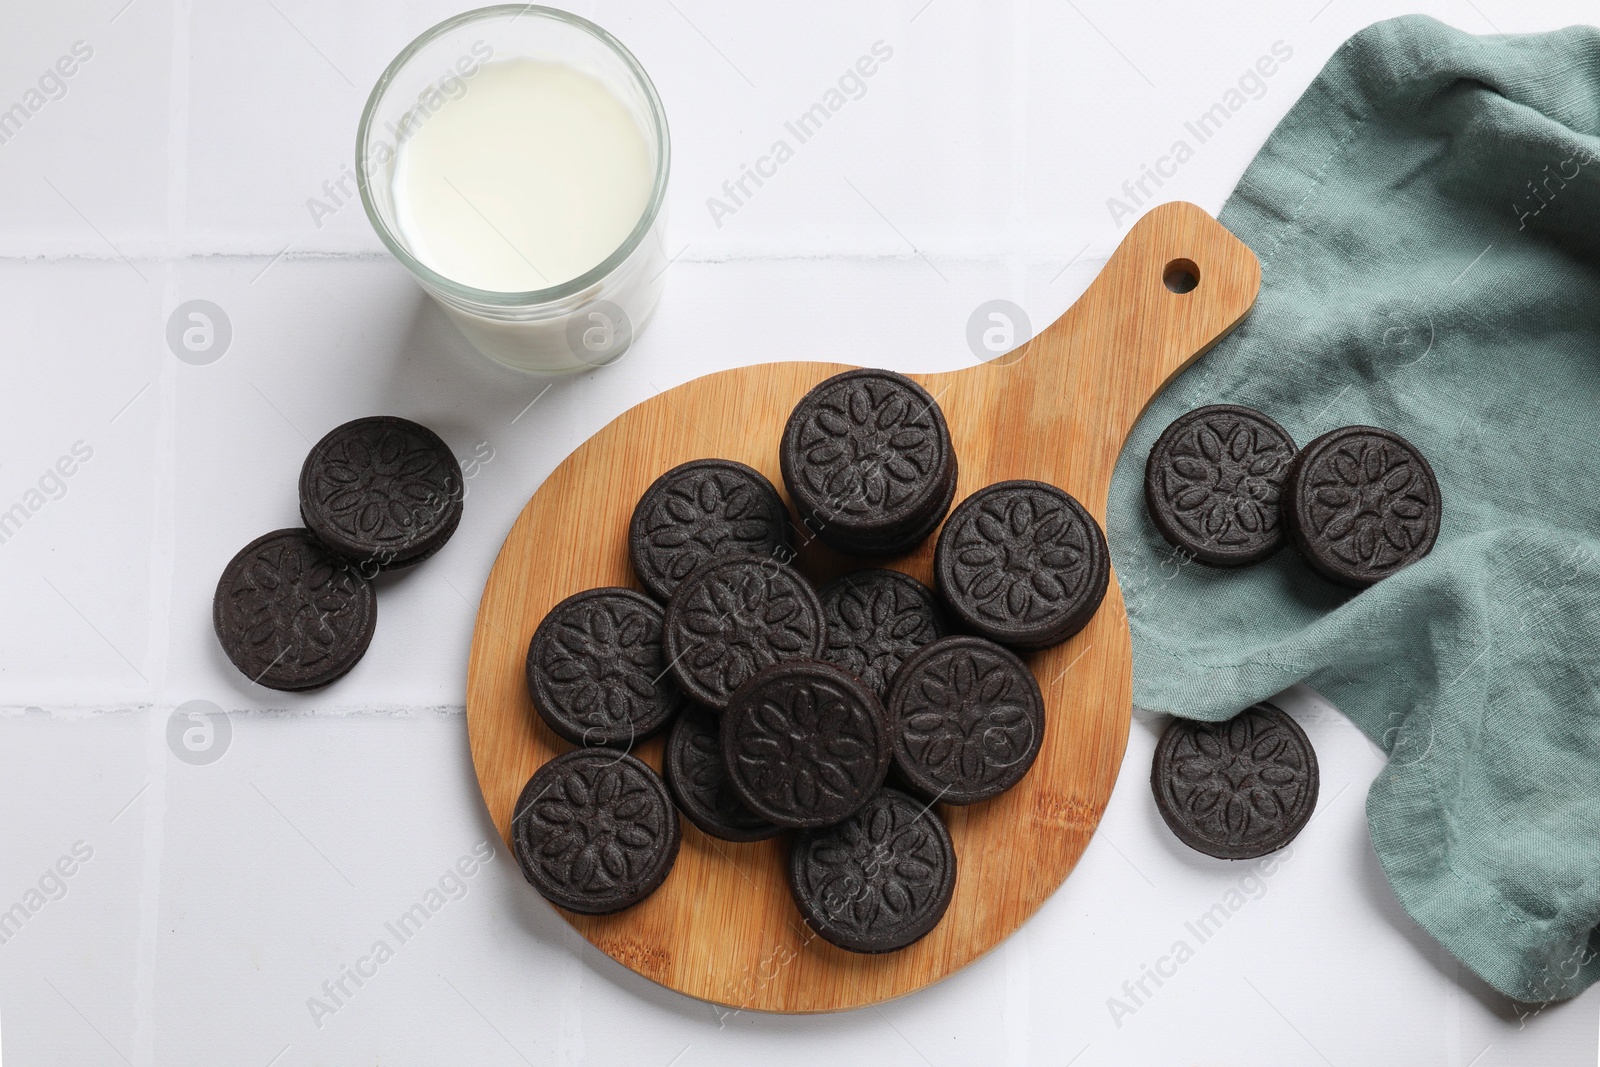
[466,202,1260,1012]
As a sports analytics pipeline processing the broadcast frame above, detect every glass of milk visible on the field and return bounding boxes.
[358,6,669,374]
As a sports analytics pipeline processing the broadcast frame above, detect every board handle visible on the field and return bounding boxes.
[1001,201,1261,491]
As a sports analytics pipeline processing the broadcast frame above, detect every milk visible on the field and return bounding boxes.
[392,57,654,293]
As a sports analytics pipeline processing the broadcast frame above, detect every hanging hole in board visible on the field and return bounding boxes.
[1163,259,1200,294]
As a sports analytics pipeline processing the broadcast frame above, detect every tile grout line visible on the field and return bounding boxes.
[0,248,1119,271]
[1008,0,1033,339]
[2,703,467,718]
[130,697,171,1067]
[130,2,195,1061]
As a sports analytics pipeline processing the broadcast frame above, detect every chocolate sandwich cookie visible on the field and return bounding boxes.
[511,749,682,915]
[629,459,793,602]
[818,569,947,699]
[662,555,827,710]
[526,588,681,747]
[1286,425,1441,588]
[1151,702,1318,860]
[780,369,957,557]
[1144,404,1297,566]
[887,636,1044,805]
[934,480,1109,649]
[788,787,956,953]
[213,528,376,691]
[721,661,892,829]
[813,455,960,558]
[663,703,783,842]
[299,415,463,571]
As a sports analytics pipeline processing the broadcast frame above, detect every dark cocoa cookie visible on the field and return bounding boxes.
[721,661,891,829]
[526,588,681,747]
[663,703,783,842]
[818,569,947,699]
[213,528,376,691]
[629,459,793,602]
[1151,702,1318,860]
[934,480,1109,649]
[887,636,1044,805]
[1144,405,1297,566]
[299,416,463,571]
[809,454,961,559]
[1286,425,1441,588]
[876,452,959,551]
[662,555,827,710]
[780,369,956,557]
[511,749,681,914]
[788,787,956,953]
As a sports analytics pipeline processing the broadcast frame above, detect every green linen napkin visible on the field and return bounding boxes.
[1106,14,1600,1002]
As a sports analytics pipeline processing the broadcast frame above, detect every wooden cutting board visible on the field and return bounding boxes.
[465,201,1260,1012]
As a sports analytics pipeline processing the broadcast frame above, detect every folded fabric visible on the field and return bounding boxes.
[1106,14,1600,1002]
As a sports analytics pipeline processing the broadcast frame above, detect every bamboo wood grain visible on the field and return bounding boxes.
[465,201,1260,1012]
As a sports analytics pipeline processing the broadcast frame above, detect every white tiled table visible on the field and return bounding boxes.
[3,1,1596,1064]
